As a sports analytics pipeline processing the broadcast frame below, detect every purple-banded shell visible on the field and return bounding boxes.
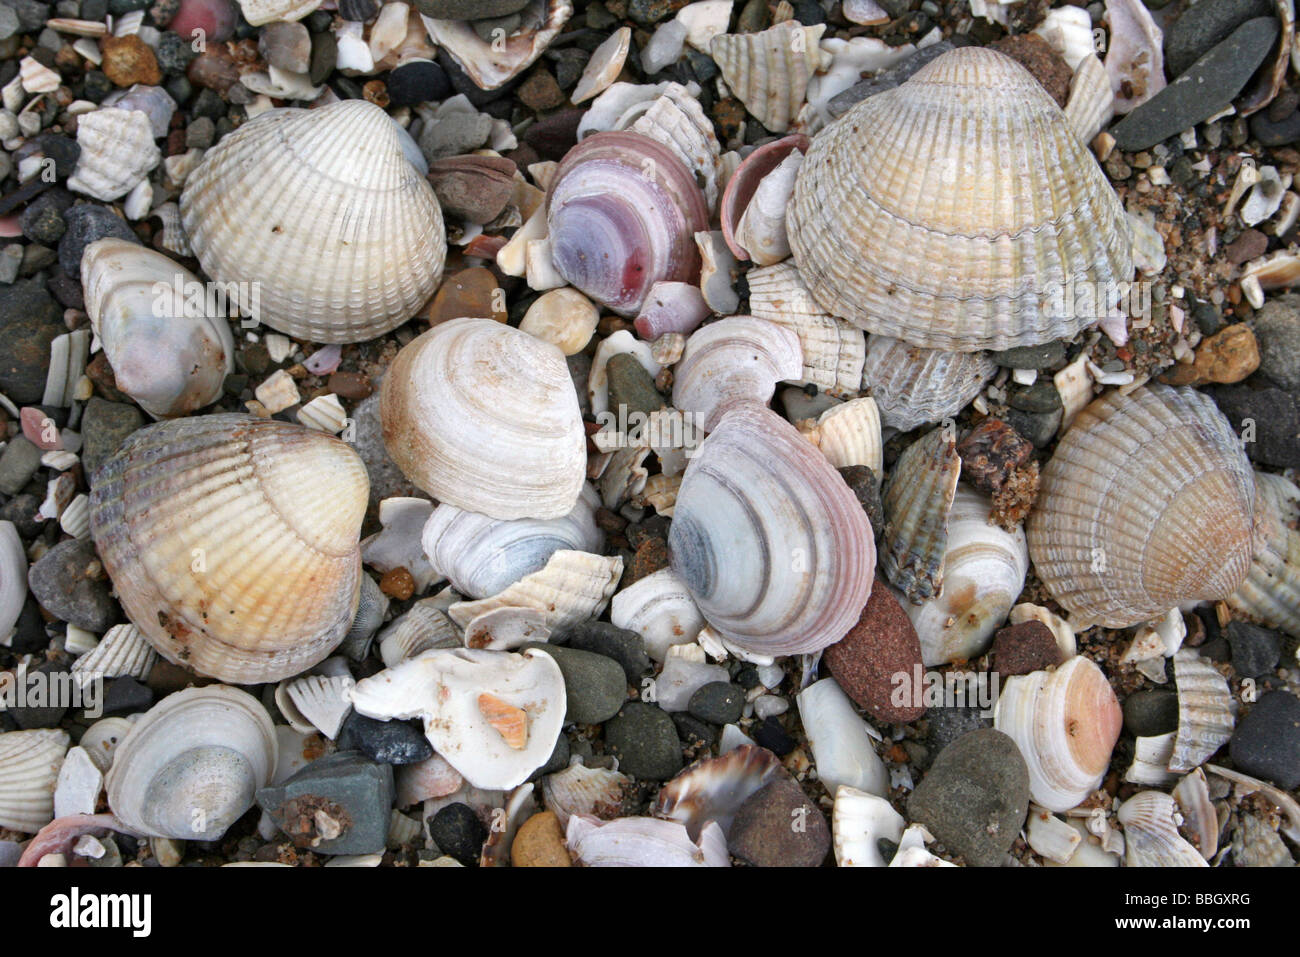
[88,414,368,685]
[861,335,997,432]
[546,131,709,317]
[1227,470,1300,638]
[672,316,803,432]
[634,280,710,341]
[1170,650,1236,773]
[542,761,632,828]
[1027,386,1255,630]
[565,814,730,867]
[720,134,808,262]
[381,318,587,521]
[789,47,1133,352]
[653,745,783,839]
[669,403,875,657]
[880,427,961,604]
[181,100,446,344]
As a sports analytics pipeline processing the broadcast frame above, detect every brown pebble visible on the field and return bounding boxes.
[510,811,572,867]
[186,46,241,93]
[1160,323,1260,385]
[727,777,829,868]
[362,79,389,108]
[380,567,415,600]
[824,579,926,723]
[327,370,373,400]
[1226,228,1269,265]
[426,266,506,326]
[102,35,162,87]
[990,621,1062,677]
[426,155,516,225]
[628,536,669,583]
[957,418,1033,495]
[518,67,566,112]
[85,351,130,403]
[990,33,1072,107]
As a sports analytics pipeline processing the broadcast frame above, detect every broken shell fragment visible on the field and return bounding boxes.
[68,108,161,202]
[795,397,882,472]
[797,678,889,798]
[565,814,730,866]
[671,317,803,431]
[1227,470,1300,638]
[609,567,705,661]
[1116,791,1208,867]
[1169,650,1236,773]
[542,761,632,828]
[832,784,905,867]
[420,0,573,91]
[0,729,69,833]
[653,745,782,839]
[634,280,710,341]
[710,22,830,134]
[861,336,997,433]
[880,427,961,604]
[446,550,623,634]
[721,134,807,262]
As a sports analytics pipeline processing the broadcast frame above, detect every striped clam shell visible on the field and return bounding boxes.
[788,47,1134,352]
[1227,470,1300,638]
[70,623,157,688]
[861,335,997,433]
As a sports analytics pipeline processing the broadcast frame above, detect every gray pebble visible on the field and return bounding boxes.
[27,538,120,633]
[604,700,682,781]
[256,751,395,856]
[522,643,626,725]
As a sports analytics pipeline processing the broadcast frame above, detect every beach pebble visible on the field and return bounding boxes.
[418,110,493,163]
[1250,295,1300,394]
[427,802,486,866]
[523,643,626,725]
[1163,0,1273,77]
[1162,324,1260,386]
[27,538,119,632]
[335,711,434,765]
[257,751,395,856]
[554,620,650,682]
[990,621,1063,677]
[58,204,138,276]
[1123,689,1179,737]
[1229,691,1300,789]
[415,0,530,16]
[0,279,65,404]
[81,397,146,483]
[1209,384,1300,469]
[8,660,72,728]
[1225,621,1281,678]
[426,266,506,325]
[824,581,926,723]
[0,437,43,496]
[604,701,682,780]
[688,682,745,725]
[511,810,571,866]
[259,21,312,74]
[727,777,830,868]
[386,59,450,107]
[102,35,162,87]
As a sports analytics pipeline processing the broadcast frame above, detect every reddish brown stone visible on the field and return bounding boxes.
[990,33,1072,107]
[628,536,669,583]
[1226,228,1269,265]
[957,418,1033,495]
[426,155,515,225]
[102,35,162,87]
[425,266,506,326]
[824,579,926,723]
[186,45,240,93]
[990,621,1062,677]
[326,370,373,400]
[379,567,415,601]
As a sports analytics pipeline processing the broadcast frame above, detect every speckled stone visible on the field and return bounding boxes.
[727,777,829,867]
[824,581,926,723]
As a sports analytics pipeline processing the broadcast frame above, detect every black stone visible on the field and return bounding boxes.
[427,802,487,866]
[100,676,154,717]
[1229,691,1300,789]
[335,710,433,765]
[19,189,73,244]
[1164,0,1274,77]
[1225,622,1282,678]
[58,203,138,276]
[670,711,715,750]
[1209,384,1300,469]
[752,715,796,756]
[1002,407,1061,448]
[8,660,71,728]
[1123,689,1179,737]
[687,682,746,725]
[1008,380,1063,414]
[554,620,651,682]
[385,58,449,107]
[0,278,64,404]
[604,701,683,780]
[991,340,1067,370]
[1250,108,1300,147]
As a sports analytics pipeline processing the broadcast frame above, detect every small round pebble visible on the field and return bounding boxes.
[1225,621,1281,678]
[727,777,830,868]
[523,643,626,725]
[604,701,683,781]
[428,802,487,866]
[510,811,572,867]
[687,682,746,725]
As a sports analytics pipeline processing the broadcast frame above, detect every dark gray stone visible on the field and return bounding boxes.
[1209,384,1300,469]
[386,58,449,107]
[991,340,1067,370]
[1002,407,1061,448]
[924,703,992,756]
[57,203,138,276]
[1123,689,1179,737]
[27,539,119,632]
[256,751,395,855]
[0,437,43,496]
[604,700,682,780]
[412,0,530,18]
[81,397,145,485]
[0,279,64,405]
[1164,0,1273,77]
[523,643,626,725]
[554,620,651,682]
[1250,295,1300,394]
[1008,380,1063,414]
[1229,691,1300,789]
[335,711,434,765]
[427,802,486,866]
[100,676,152,716]
[688,681,746,725]
[1225,622,1282,678]
[7,660,70,728]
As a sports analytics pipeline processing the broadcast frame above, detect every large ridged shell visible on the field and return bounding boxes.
[710,21,830,134]
[446,550,623,634]
[566,815,730,867]
[906,486,1028,665]
[89,414,368,685]
[993,656,1122,812]
[1027,386,1255,630]
[1169,650,1236,773]
[180,100,446,343]
[795,397,882,472]
[1117,791,1208,867]
[667,403,875,656]
[81,238,235,419]
[788,47,1134,352]
[1227,471,1300,638]
[422,484,602,600]
[746,261,865,397]
[542,761,632,828]
[546,131,709,317]
[671,317,803,431]
[68,108,160,202]
[0,730,69,833]
[653,745,783,839]
[861,336,997,433]
[380,317,586,521]
[880,427,961,604]
[104,686,277,841]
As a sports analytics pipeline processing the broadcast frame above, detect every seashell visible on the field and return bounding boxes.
[795,397,882,472]
[1169,650,1235,773]
[1103,0,1165,114]
[634,281,711,341]
[1027,386,1255,630]
[1172,768,1218,860]
[349,648,565,790]
[462,607,552,651]
[381,317,585,521]
[546,131,709,317]
[395,754,462,809]
[577,80,698,140]
[589,330,661,418]
[1026,805,1084,865]
[54,746,104,819]
[79,717,136,774]
[421,484,602,600]
[67,108,161,202]
[721,135,808,263]
[710,22,830,134]
[1,521,27,645]
[89,414,368,685]
[238,0,320,27]
[43,328,91,408]
[677,0,732,52]
[880,427,961,604]
[788,47,1134,353]
[671,317,803,431]
[863,335,993,429]
[889,823,957,868]
[745,261,865,397]
[420,0,573,91]
[1035,5,1095,69]
[1208,763,1300,844]
[832,784,905,867]
[181,100,446,344]
[543,761,632,828]
[565,814,729,867]
[1065,54,1115,146]
[284,673,355,739]
[1116,791,1208,867]
[609,567,705,661]
[0,730,69,833]
[81,239,235,419]
[1227,471,1300,638]
[519,287,600,356]
[668,403,875,656]
[629,83,722,213]
[654,644,730,711]
[993,656,1122,813]
[906,486,1028,665]
[297,394,347,435]
[1233,812,1294,867]
[340,575,389,661]
[19,55,60,93]
[447,550,623,634]
[70,623,156,688]
[634,472,680,517]
[653,745,782,839]
[377,598,461,668]
[1123,732,1178,786]
[798,678,888,797]
[731,150,801,267]
[573,26,631,105]
[595,444,651,511]
[695,229,740,315]
[151,202,192,257]
[360,497,438,595]
[1240,0,1295,116]
[105,686,277,841]
[103,84,177,140]
[479,782,537,867]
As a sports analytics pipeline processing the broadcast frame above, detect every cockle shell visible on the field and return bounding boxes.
[861,335,997,433]
[377,598,461,667]
[833,784,905,867]
[1,521,27,645]
[81,239,235,419]
[89,414,368,684]
[906,486,1028,665]
[671,317,803,431]
[181,100,446,343]
[70,623,156,688]
[629,82,722,212]
[421,484,602,600]
[542,761,632,828]
[797,678,889,797]
[565,814,730,867]
[349,648,565,790]
[1116,791,1208,867]
[0,729,69,833]
[880,427,961,604]
[788,47,1133,352]
[420,0,572,90]
[993,656,1122,812]
[1227,470,1300,638]
[795,397,882,472]
[609,567,705,661]
[653,745,782,839]
[546,131,709,317]
[745,261,865,396]
[710,21,831,134]
[381,317,586,521]
[1027,386,1255,630]
[668,403,875,656]
[282,673,355,739]
[105,686,277,841]
[446,550,623,634]
[67,108,161,202]
[1169,650,1236,773]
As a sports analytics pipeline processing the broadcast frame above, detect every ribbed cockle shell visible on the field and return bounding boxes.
[1227,470,1300,638]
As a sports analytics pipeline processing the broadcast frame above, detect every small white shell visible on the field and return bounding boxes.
[794,397,882,472]
[797,678,888,798]
[1065,53,1115,145]
[446,550,623,634]
[1124,732,1178,786]
[1025,805,1084,865]
[70,623,156,688]
[710,21,830,133]
[284,673,355,739]
[68,108,161,202]
[1117,791,1208,867]
[543,761,632,828]
[0,729,69,833]
[565,814,730,866]
[237,0,320,27]
[862,335,996,433]
[79,717,136,773]
[1169,650,1236,773]
[376,598,461,668]
[610,567,705,662]
[0,521,27,645]
[1172,768,1218,860]
[832,784,904,867]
